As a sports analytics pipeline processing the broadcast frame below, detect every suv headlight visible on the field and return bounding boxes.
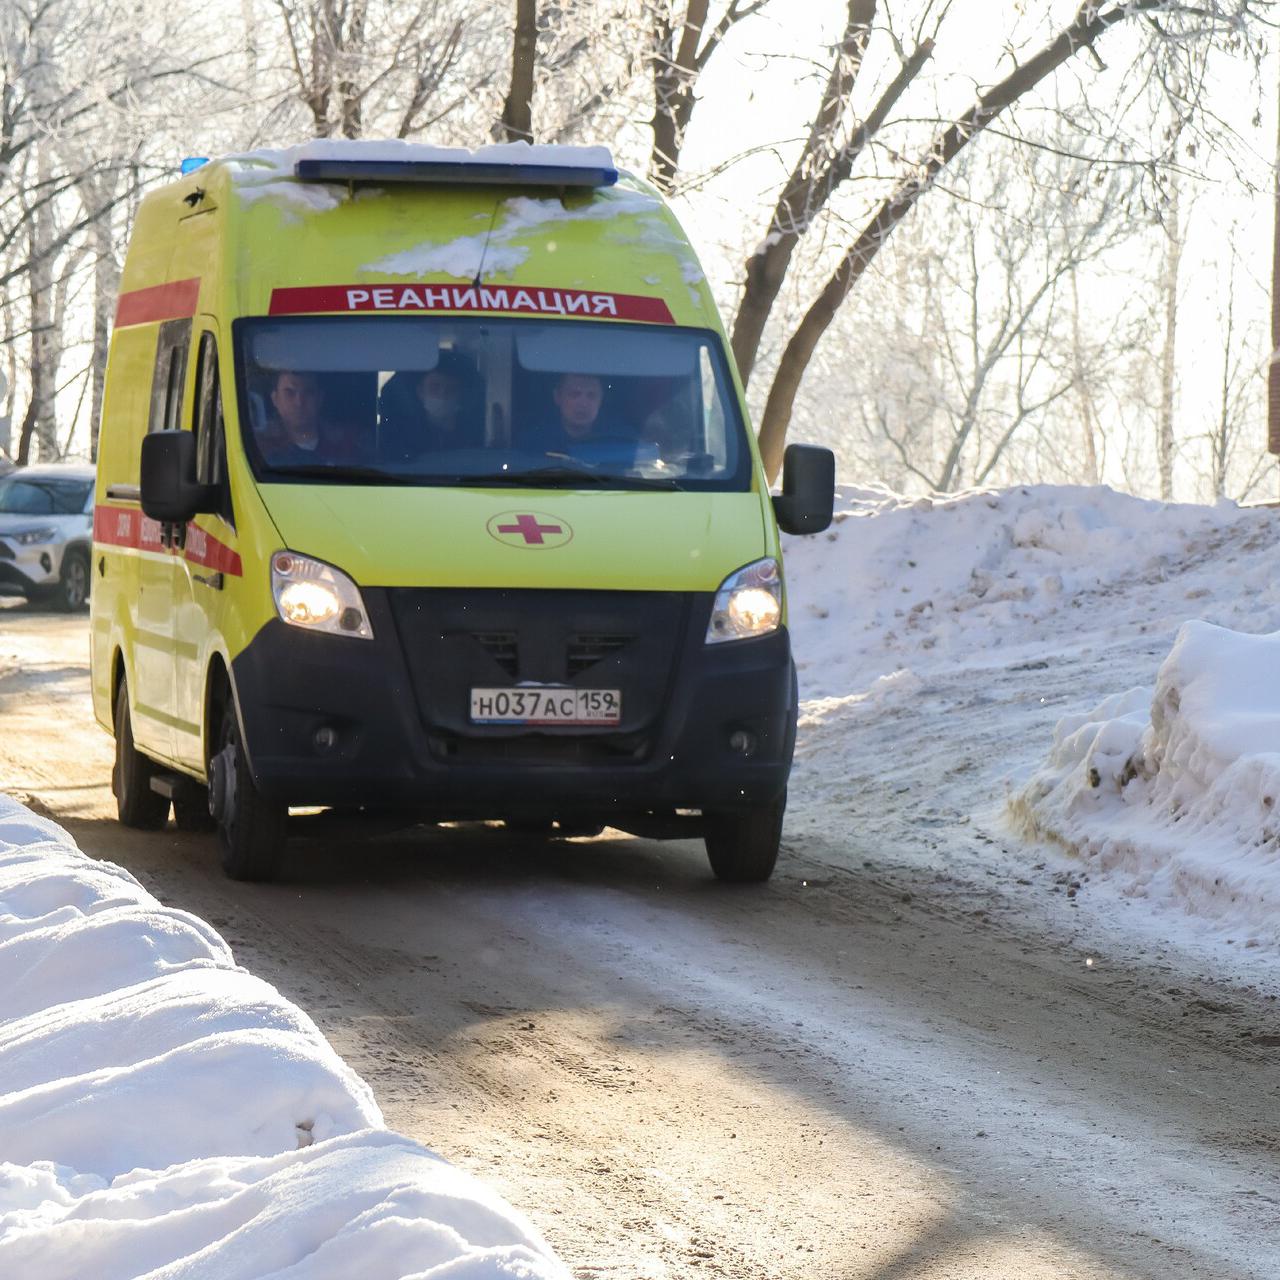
[706,557,782,644]
[10,527,58,546]
[271,550,373,639]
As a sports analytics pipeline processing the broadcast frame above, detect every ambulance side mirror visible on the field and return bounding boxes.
[772,444,835,536]
[140,430,216,523]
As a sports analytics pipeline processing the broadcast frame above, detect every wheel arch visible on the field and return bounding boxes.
[203,651,244,770]
[110,647,127,729]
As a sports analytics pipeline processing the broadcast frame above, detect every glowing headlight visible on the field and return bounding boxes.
[11,527,57,545]
[270,551,373,639]
[706,558,783,644]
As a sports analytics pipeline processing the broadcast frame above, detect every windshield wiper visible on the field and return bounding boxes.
[260,462,686,491]
[464,466,685,491]
[260,464,425,484]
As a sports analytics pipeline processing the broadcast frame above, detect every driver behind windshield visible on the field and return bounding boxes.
[256,370,367,467]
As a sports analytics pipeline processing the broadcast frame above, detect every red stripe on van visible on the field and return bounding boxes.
[114,278,201,328]
[267,283,676,325]
[94,505,243,577]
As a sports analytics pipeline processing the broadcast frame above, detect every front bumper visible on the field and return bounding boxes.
[0,540,60,596]
[231,587,796,820]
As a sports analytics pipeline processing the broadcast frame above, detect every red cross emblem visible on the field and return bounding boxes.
[487,510,574,549]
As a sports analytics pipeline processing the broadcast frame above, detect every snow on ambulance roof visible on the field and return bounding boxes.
[361,189,671,282]
[0,793,570,1278]
[179,141,710,320]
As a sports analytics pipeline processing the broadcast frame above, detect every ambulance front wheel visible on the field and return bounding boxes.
[703,792,785,884]
[210,706,286,882]
[113,679,171,830]
[173,789,216,833]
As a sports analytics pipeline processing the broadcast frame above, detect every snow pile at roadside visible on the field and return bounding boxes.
[784,483,1253,698]
[1010,621,1280,945]
[0,796,568,1278]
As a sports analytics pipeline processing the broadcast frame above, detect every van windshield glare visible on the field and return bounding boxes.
[233,316,751,491]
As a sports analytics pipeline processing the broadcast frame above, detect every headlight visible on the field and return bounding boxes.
[10,527,57,546]
[270,550,373,639]
[706,557,782,644]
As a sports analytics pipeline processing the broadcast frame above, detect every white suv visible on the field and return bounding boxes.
[0,464,95,611]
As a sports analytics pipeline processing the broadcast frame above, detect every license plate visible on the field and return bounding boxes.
[470,687,622,726]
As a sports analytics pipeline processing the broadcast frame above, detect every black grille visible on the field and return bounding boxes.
[474,631,518,677]
[386,587,692,752]
[567,633,631,677]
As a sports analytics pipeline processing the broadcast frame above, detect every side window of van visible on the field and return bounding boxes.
[147,318,192,434]
[193,330,233,522]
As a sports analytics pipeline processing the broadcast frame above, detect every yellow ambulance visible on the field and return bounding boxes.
[90,141,833,883]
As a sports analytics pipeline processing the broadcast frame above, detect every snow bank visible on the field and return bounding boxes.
[785,483,1249,699]
[0,796,568,1278]
[1010,621,1280,947]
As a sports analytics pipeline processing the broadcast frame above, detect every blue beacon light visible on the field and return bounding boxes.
[181,157,210,176]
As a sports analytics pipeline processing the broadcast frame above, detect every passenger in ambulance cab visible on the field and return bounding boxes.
[377,350,483,463]
[256,370,367,468]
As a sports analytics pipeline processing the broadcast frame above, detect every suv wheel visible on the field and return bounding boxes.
[56,548,90,611]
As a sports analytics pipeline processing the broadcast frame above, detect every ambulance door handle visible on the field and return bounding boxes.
[191,571,223,591]
[97,556,105,578]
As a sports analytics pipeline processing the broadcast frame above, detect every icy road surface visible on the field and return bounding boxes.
[4,484,1280,1278]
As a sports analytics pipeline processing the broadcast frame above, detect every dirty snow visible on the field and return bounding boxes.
[782,482,1280,977]
[1011,620,1280,946]
[0,796,568,1278]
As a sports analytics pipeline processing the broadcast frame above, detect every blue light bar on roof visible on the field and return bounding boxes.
[293,158,618,189]
[181,156,209,175]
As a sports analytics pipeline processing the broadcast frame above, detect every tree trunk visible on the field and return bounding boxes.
[1158,171,1181,501]
[649,0,710,193]
[1069,270,1101,485]
[729,0,880,385]
[500,0,538,142]
[338,0,367,137]
[754,0,1166,483]
[1214,279,1235,497]
[1269,49,1280,461]
[28,146,59,462]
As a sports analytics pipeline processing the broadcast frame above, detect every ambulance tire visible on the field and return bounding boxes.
[503,819,556,837]
[214,708,286,882]
[173,790,216,832]
[113,680,171,830]
[703,792,785,884]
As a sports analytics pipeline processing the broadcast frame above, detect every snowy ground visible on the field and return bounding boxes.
[785,482,1280,989]
[0,798,568,1278]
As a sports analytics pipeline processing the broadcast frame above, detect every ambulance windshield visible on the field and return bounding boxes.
[233,317,750,491]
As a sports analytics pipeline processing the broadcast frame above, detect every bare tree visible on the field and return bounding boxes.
[647,0,769,191]
[866,146,1135,492]
[265,0,478,140]
[750,0,1269,482]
